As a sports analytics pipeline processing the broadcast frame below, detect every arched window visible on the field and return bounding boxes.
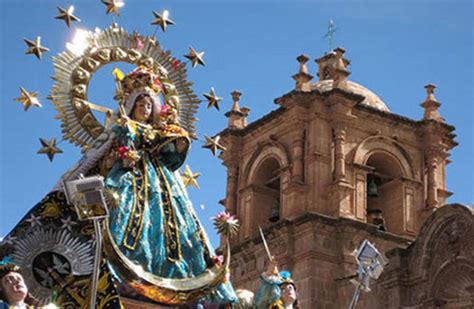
[253,158,281,224]
[241,142,290,239]
[365,152,403,233]
[353,136,417,236]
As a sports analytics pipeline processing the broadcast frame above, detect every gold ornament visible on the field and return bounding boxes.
[202,135,226,156]
[184,46,205,68]
[181,165,201,189]
[101,0,125,15]
[15,87,42,111]
[203,87,222,110]
[37,138,63,162]
[55,6,80,28]
[41,202,61,218]
[24,36,50,60]
[151,10,175,32]
[51,25,201,148]
[103,189,120,210]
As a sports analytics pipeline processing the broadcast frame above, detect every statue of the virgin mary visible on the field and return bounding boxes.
[0,27,237,307]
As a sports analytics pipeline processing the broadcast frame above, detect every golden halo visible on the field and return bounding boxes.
[50,25,201,149]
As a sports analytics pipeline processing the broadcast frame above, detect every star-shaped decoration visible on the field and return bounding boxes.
[55,6,80,27]
[202,135,226,156]
[24,36,50,60]
[25,213,43,228]
[181,165,201,189]
[101,0,125,15]
[37,138,63,162]
[184,46,205,68]
[151,10,175,32]
[203,87,223,111]
[61,216,78,232]
[15,87,42,111]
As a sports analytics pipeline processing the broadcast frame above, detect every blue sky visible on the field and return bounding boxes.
[1,0,473,246]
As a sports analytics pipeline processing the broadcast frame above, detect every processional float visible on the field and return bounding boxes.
[1,2,238,308]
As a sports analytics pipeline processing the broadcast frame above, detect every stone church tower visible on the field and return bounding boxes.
[217,48,472,308]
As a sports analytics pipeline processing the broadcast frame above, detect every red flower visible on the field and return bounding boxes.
[172,59,181,70]
[118,146,130,159]
[153,78,162,90]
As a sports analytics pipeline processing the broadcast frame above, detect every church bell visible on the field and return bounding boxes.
[367,175,379,198]
[269,199,280,222]
[269,208,280,222]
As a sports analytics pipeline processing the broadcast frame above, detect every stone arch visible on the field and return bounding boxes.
[353,135,415,179]
[429,258,474,308]
[414,204,474,281]
[239,141,291,236]
[352,135,417,234]
[244,141,290,187]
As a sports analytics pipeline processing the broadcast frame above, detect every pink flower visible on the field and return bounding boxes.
[213,211,239,237]
[160,105,171,117]
[134,33,144,50]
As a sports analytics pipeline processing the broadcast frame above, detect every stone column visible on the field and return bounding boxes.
[425,150,439,208]
[291,129,305,183]
[225,164,239,214]
[333,124,347,183]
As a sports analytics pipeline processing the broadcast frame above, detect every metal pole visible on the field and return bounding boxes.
[348,286,361,309]
[90,219,103,309]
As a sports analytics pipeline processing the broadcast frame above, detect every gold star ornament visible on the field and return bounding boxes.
[15,87,42,111]
[55,6,80,27]
[181,165,201,189]
[184,46,205,68]
[203,87,223,111]
[37,138,63,162]
[24,37,50,60]
[101,0,125,15]
[151,10,175,32]
[202,135,226,156]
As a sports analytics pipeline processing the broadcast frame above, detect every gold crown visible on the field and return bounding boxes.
[117,66,162,99]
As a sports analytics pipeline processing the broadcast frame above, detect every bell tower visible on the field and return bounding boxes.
[216,48,457,308]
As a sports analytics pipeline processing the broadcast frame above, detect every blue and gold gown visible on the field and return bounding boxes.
[105,122,237,304]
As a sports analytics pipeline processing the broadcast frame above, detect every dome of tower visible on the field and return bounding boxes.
[311,79,390,112]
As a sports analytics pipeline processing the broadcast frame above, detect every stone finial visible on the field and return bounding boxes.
[225,90,248,129]
[421,84,444,122]
[297,54,310,73]
[425,84,437,101]
[241,107,251,127]
[231,90,242,112]
[292,54,313,91]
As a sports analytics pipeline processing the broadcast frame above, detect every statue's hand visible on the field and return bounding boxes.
[117,114,131,127]
[266,256,279,275]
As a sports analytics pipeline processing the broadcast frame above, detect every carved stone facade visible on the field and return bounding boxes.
[217,48,471,308]
[380,204,474,308]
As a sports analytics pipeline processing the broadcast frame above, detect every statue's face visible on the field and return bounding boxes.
[132,96,153,123]
[280,283,296,305]
[1,271,28,304]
